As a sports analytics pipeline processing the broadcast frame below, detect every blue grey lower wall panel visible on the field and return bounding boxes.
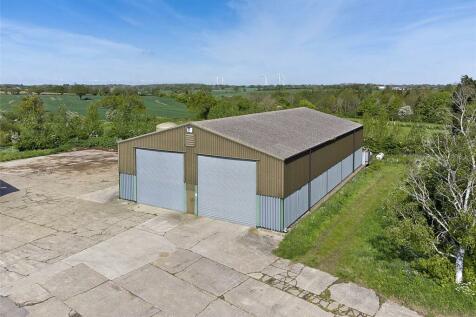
[259,195,282,231]
[284,183,309,228]
[342,154,354,179]
[354,148,363,170]
[310,172,327,206]
[327,161,342,192]
[119,173,136,201]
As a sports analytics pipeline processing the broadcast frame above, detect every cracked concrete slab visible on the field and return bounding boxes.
[0,266,25,286]
[376,301,422,317]
[40,263,108,301]
[1,150,422,317]
[65,281,159,317]
[77,186,118,204]
[295,266,338,295]
[271,258,305,274]
[0,235,25,253]
[329,282,380,316]
[64,228,176,279]
[191,228,279,274]
[0,296,28,317]
[1,261,72,297]
[197,299,252,317]
[1,222,56,245]
[0,215,22,231]
[164,217,221,249]
[7,283,51,307]
[176,257,248,296]
[152,248,202,274]
[115,264,214,317]
[24,297,74,317]
[136,210,185,235]
[224,278,333,317]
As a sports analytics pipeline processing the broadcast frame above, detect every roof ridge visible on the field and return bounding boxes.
[194,107,312,124]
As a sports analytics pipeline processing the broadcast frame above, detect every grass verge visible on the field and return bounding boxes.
[275,158,476,316]
[0,137,117,162]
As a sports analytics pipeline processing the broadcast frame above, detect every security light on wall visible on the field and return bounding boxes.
[186,127,193,133]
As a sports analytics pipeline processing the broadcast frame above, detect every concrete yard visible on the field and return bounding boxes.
[0,150,421,317]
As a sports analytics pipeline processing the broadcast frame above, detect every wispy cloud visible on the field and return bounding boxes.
[1,0,475,84]
[198,0,476,84]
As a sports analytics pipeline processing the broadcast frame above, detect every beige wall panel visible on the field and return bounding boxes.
[354,128,363,150]
[118,125,284,198]
[193,127,283,197]
[118,127,186,175]
[284,153,310,197]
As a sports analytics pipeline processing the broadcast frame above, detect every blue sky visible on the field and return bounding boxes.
[1,0,475,85]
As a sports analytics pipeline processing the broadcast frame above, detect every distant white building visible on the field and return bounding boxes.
[392,86,405,91]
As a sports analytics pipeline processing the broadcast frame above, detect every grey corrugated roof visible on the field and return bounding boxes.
[193,107,362,160]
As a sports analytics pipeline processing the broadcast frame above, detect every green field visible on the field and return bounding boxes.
[275,158,475,316]
[0,94,190,119]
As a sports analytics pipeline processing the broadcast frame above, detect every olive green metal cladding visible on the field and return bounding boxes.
[118,125,362,198]
[117,108,364,225]
[118,124,285,214]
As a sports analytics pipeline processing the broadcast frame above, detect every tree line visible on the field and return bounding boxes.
[0,95,159,151]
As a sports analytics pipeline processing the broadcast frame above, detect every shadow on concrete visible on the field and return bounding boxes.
[0,180,19,197]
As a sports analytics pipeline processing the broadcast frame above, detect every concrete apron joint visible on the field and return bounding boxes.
[250,272,370,317]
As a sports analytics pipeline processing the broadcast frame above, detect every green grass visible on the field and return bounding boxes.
[0,146,65,162]
[0,94,190,119]
[275,158,476,316]
[0,136,118,162]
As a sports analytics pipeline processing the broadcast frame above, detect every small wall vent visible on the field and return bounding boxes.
[185,133,196,147]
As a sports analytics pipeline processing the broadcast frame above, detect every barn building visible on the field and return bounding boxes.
[118,107,363,232]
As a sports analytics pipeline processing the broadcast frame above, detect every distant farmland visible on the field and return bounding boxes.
[0,94,191,119]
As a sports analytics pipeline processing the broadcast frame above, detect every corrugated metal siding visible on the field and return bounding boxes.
[354,148,363,170]
[334,134,354,162]
[283,183,309,228]
[119,173,136,201]
[185,147,196,184]
[118,125,284,198]
[118,126,186,175]
[284,153,309,197]
[194,127,283,197]
[327,161,342,192]
[310,172,326,206]
[342,154,353,179]
[136,149,185,212]
[258,195,282,231]
[197,155,257,226]
[354,128,364,150]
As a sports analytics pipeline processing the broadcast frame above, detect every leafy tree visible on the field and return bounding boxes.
[32,86,44,95]
[208,99,238,119]
[452,75,476,133]
[336,88,359,115]
[47,105,84,146]
[402,82,475,284]
[416,91,451,124]
[96,95,154,139]
[72,84,89,100]
[185,91,217,119]
[357,95,380,116]
[298,99,316,109]
[386,95,404,119]
[83,104,103,137]
[13,96,50,150]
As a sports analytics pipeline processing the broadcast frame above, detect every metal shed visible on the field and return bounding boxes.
[118,107,363,231]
